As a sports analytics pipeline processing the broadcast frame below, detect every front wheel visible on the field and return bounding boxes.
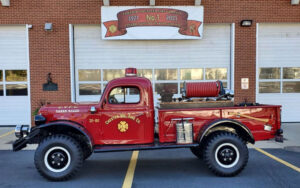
[203,132,248,177]
[34,134,83,181]
[190,146,203,159]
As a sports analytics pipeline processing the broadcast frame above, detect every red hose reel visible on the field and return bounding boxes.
[182,81,224,98]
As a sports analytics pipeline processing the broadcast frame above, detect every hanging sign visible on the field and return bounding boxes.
[101,6,204,40]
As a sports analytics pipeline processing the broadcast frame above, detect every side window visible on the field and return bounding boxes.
[108,86,140,104]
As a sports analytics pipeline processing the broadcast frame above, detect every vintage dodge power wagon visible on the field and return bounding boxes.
[13,68,283,181]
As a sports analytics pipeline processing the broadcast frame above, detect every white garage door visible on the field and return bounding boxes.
[73,24,231,102]
[0,25,30,126]
[257,23,300,122]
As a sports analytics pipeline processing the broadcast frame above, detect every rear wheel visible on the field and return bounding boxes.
[34,134,83,181]
[203,132,248,176]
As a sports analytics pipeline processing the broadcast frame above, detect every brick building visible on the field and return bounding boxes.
[0,0,299,126]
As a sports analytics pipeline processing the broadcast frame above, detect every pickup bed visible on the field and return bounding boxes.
[13,69,283,181]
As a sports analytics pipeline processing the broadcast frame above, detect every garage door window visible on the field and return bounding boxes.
[283,67,300,93]
[155,69,178,95]
[6,84,27,96]
[78,69,101,95]
[79,84,101,95]
[205,68,227,80]
[259,67,300,93]
[77,67,229,97]
[103,69,124,81]
[137,69,152,80]
[5,70,27,82]
[0,70,28,96]
[181,69,203,80]
[155,69,177,80]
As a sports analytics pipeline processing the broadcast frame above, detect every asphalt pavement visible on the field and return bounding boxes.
[0,123,299,188]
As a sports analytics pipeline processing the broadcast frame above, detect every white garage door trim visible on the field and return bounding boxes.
[0,25,31,126]
[71,23,233,103]
[69,24,76,102]
[256,23,300,122]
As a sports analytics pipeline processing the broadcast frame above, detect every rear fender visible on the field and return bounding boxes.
[198,119,255,144]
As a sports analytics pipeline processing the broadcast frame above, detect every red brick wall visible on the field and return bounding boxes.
[0,0,299,122]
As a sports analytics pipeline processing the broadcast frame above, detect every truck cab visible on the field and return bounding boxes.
[94,76,155,145]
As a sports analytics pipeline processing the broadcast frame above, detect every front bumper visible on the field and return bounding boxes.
[12,127,40,151]
[15,125,30,138]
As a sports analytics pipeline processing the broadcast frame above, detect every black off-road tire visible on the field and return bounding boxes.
[82,146,92,160]
[190,146,203,159]
[34,134,84,181]
[203,132,248,177]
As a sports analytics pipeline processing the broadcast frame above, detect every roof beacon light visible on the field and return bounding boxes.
[125,68,137,77]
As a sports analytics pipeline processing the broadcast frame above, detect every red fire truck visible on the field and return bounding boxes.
[13,68,283,181]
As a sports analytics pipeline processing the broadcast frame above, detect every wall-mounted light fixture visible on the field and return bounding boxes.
[150,0,155,6]
[291,0,300,5]
[0,0,10,6]
[44,23,53,31]
[195,0,202,6]
[240,20,253,27]
[103,0,109,6]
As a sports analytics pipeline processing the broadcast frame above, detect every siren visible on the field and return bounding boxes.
[125,68,137,77]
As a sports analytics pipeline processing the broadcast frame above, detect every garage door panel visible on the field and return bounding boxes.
[257,23,300,122]
[74,24,231,102]
[0,25,30,126]
[0,26,27,69]
[0,97,30,125]
[257,95,299,122]
[75,24,230,69]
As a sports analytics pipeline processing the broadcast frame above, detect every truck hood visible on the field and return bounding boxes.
[38,102,98,122]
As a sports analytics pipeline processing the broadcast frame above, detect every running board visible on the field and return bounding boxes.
[93,142,199,153]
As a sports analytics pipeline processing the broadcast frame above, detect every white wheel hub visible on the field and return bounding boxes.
[44,146,71,173]
[215,143,240,168]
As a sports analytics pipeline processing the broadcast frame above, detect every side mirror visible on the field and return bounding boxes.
[90,106,97,114]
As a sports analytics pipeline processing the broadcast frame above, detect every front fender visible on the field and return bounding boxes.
[39,121,94,148]
[13,121,94,152]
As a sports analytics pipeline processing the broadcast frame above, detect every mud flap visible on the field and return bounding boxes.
[275,135,284,143]
[275,128,283,143]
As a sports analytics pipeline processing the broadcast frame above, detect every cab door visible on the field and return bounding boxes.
[99,86,151,145]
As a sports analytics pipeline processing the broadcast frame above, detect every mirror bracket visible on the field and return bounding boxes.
[90,106,96,114]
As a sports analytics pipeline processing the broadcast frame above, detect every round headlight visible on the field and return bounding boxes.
[34,115,46,126]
